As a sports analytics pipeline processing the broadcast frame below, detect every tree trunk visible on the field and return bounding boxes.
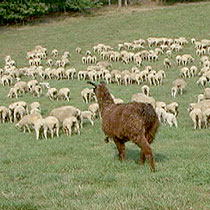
[108,0,111,6]
[124,0,128,6]
[118,0,122,7]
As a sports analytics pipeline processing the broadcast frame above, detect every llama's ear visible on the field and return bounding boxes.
[87,81,97,87]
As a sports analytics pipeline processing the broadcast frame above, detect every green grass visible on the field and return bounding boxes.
[1,2,210,209]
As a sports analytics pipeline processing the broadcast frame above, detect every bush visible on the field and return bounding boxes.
[0,1,48,25]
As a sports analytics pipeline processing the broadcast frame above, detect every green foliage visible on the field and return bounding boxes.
[0,0,48,25]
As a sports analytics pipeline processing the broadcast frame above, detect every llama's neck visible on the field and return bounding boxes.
[97,91,114,116]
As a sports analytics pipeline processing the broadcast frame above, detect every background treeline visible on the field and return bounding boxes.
[0,0,205,25]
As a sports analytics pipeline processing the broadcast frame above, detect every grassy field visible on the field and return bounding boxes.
[1,2,210,210]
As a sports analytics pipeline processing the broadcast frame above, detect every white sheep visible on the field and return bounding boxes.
[39,82,50,89]
[197,94,204,103]
[196,76,207,87]
[27,80,39,92]
[13,105,26,122]
[172,78,187,96]
[189,108,202,129]
[162,111,178,128]
[32,85,42,97]
[202,108,210,128]
[49,106,83,128]
[131,93,156,108]
[164,58,172,69]
[63,116,80,136]
[141,85,150,96]
[65,68,76,80]
[51,49,58,57]
[56,88,70,101]
[81,88,94,104]
[0,106,10,123]
[81,111,94,126]
[46,88,58,101]
[88,103,100,118]
[8,87,18,98]
[1,75,13,86]
[166,102,179,117]
[15,113,42,133]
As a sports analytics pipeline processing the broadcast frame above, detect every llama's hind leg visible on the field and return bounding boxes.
[136,136,155,171]
[113,137,125,160]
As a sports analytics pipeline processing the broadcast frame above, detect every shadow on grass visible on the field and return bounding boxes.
[114,148,168,163]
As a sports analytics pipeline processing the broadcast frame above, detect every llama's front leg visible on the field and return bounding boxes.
[113,137,125,160]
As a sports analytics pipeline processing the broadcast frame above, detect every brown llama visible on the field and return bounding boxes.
[88,81,159,171]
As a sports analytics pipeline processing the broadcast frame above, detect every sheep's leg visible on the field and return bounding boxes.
[113,137,125,160]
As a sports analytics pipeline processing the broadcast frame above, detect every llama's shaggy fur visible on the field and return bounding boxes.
[89,82,159,171]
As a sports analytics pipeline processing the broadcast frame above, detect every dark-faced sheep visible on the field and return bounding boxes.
[88,82,159,171]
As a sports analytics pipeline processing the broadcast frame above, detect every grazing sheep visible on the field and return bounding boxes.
[202,108,210,128]
[164,58,172,69]
[88,103,100,118]
[57,88,70,101]
[1,75,13,86]
[166,102,179,117]
[81,111,94,126]
[162,111,178,128]
[197,94,204,103]
[204,88,210,99]
[14,81,28,94]
[8,87,18,98]
[13,105,26,122]
[39,82,50,89]
[196,76,207,87]
[27,80,39,92]
[189,108,202,129]
[88,82,159,171]
[65,68,76,80]
[172,78,187,96]
[141,85,150,96]
[32,85,42,97]
[0,106,10,123]
[131,93,156,108]
[171,86,178,98]
[46,88,58,101]
[15,113,42,133]
[63,116,80,136]
[49,106,83,128]
[81,88,94,104]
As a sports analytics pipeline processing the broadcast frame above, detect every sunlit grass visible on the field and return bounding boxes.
[0,2,210,209]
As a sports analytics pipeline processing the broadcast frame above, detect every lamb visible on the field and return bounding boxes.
[202,108,210,128]
[14,81,28,94]
[196,76,207,87]
[166,102,179,117]
[81,111,94,126]
[0,106,10,123]
[32,85,42,97]
[88,103,100,118]
[1,75,13,86]
[204,88,210,99]
[88,81,159,171]
[62,116,80,136]
[164,58,172,69]
[33,116,59,140]
[57,88,70,101]
[141,85,150,96]
[27,80,39,92]
[172,78,187,96]
[197,94,204,103]
[49,106,83,128]
[189,108,202,129]
[13,105,26,122]
[46,88,58,101]
[162,111,178,128]
[8,87,18,98]
[39,82,50,89]
[131,93,156,108]
[81,88,94,104]
[65,68,76,80]
[15,113,42,133]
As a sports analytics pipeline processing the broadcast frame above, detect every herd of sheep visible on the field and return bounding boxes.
[1,36,210,140]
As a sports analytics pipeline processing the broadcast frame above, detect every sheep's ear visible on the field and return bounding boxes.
[87,81,97,87]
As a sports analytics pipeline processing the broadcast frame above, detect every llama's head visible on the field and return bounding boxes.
[88,81,113,103]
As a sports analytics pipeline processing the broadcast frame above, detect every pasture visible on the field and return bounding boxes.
[0,2,210,209]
